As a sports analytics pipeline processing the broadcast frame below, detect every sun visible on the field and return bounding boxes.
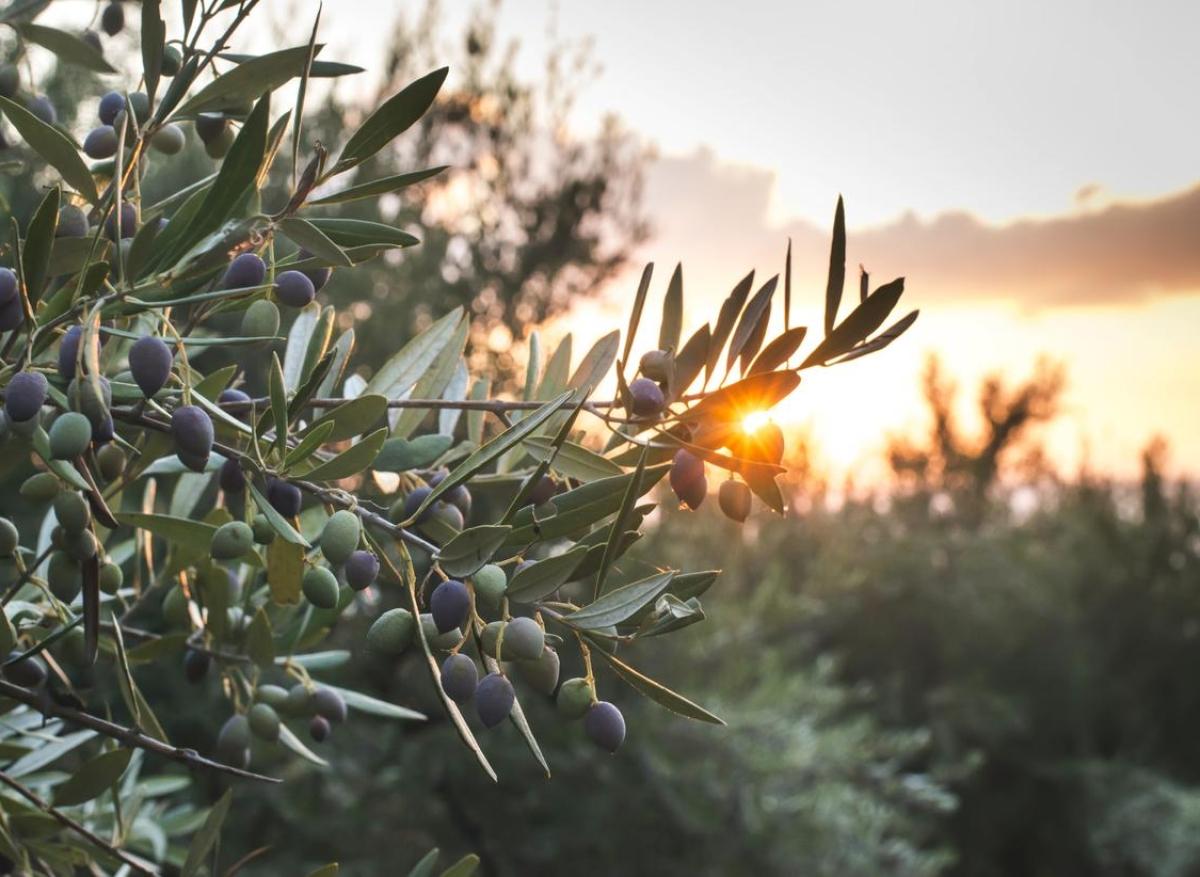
[741,410,772,434]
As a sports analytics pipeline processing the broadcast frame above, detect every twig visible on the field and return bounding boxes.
[0,769,159,875]
[0,679,279,784]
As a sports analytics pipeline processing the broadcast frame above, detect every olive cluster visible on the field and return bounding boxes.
[365,561,626,753]
[216,683,349,767]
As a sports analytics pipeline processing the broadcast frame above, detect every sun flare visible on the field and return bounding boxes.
[742,410,772,434]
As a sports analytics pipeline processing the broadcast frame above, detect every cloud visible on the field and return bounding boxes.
[643,149,1200,309]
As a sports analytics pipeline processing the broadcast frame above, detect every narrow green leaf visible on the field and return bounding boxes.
[706,271,754,383]
[439,855,481,877]
[521,436,622,482]
[435,525,512,577]
[320,684,426,722]
[310,166,447,206]
[304,217,418,249]
[141,0,165,102]
[658,263,683,353]
[249,483,311,548]
[567,329,619,397]
[336,67,448,172]
[284,419,336,469]
[282,300,322,393]
[178,46,312,115]
[279,216,352,267]
[21,185,58,305]
[568,571,674,629]
[590,648,725,725]
[277,722,328,766]
[363,307,463,399]
[116,513,216,553]
[269,351,290,455]
[53,748,132,806]
[374,433,453,472]
[824,195,846,336]
[16,23,115,73]
[682,371,801,424]
[620,263,653,367]
[506,545,589,602]
[246,607,275,666]
[409,391,572,522]
[801,277,905,368]
[407,850,440,877]
[181,789,233,877]
[593,445,648,595]
[726,275,777,372]
[303,427,386,481]
[747,326,808,376]
[0,97,97,202]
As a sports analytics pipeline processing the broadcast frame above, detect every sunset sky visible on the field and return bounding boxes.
[324,2,1199,478]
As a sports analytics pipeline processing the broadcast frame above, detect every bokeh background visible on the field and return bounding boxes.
[6,1,1200,874]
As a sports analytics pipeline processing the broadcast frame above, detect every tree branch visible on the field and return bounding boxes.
[0,679,280,785]
[0,769,159,876]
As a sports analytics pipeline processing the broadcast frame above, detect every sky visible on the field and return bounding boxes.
[298,1,1200,479]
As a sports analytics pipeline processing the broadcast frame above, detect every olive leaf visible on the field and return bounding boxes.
[566,571,675,629]
[506,545,589,602]
[658,263,683,354]
[824,194,846,336]
[335,67,448,172]
[310,166,447,206]
[621,263,653,367]
[436,525,512,577]
[181,789,233,877]
[590,648,725,725]
[0,97,98,203]
[15,23,115,73]
[53,748,132,807]
[302,427,386,481]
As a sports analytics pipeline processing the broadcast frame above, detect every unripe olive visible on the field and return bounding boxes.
[150,123,185,155]
[241,298,279,339]
[48,412,91,460]
[47,550,81,602]
[441,653,478,704]
[171,405,213,458]
[517,646,560,696]
[3,652,47,688]
[161,45,182,76]
[100,2,124,36]
[96,444,127,482]
[251,514,275,545]
[718,479,752,523]
[343,550,379,591]
[65,529,97,562]
[98,560,123,595]
[210,521,254,561]
[639,348,673,383]
[311,687,347,723]
[275,270,315,308]
[430,579,470,634]
[247,703,280,742]
[128,335,173,398]
[127,92,150,124]
[19,472,60,502]
[0,518,17,556]
[670,449,706,510]
[480,620,505,658]
[472,564,506,612]
[5,371,48,422]
[420,613,461,650]
[183,649,210,683]
[162,585,190,628]
[629,377,665,417]
[53,491,91,533]
[556,677,592,719]
[216,714,251,766]
[83,126,118,160]
[309,715,332,742]
[219,457,245,494]
[56,206,89,240]
[222,252,266,290]
[366,608,414,656]
[320,510,361,566]
[302,566,339,609]
[98,91,124,126]
[502,616,544,662]
[475,672,515,728]
[584,701,626,753]
[266,478,301,518]
[284,684,313,717]
[256,684,289,708]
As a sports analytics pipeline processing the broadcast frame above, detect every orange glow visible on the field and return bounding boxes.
[742,410,771,434]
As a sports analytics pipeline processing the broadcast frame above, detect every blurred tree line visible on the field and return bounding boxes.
[3,3,1197,875]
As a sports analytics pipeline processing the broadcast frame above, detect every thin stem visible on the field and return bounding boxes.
[0,679,280,784]
[0,770,157,876]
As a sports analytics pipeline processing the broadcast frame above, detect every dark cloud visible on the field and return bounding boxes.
[645,149,1200,309]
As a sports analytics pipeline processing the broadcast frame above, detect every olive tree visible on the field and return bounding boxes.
[0,1,916,872]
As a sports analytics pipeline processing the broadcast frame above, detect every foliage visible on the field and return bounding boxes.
[0,1,913,872]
